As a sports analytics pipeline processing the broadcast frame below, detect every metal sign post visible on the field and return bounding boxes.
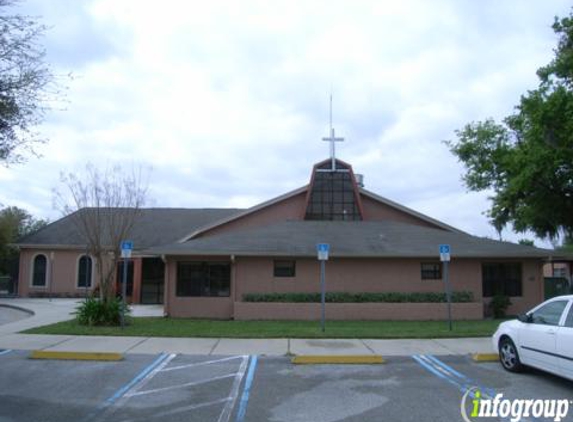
[120,241,133,329]
[439,244,452,331]
[317,243,330,332]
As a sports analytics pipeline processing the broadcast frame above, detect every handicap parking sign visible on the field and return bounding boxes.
[317,243,330,261]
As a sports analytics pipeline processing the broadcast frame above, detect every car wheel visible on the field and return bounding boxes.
[499,337,523,373]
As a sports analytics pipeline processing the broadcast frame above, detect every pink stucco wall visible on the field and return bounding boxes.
[360,195,442,228]
[18,248,98,297]
[164,256,544,319]
[233,257,482,299]
[195,189,443,240]
[195,191,307,238]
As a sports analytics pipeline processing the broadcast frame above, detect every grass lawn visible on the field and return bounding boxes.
[22,317,504,339]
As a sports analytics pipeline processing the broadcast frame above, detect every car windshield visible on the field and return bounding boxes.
[530,300,568,326]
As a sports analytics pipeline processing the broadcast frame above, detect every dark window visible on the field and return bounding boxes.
[421,263,442,280]
[32,254,47,287]
[530,300,568,326]
[274,260,296,277]
[305,162,362,221]
[565,303,573,328]
[177,262,230,297]
[482,263,522,297]
[77,255,92,288]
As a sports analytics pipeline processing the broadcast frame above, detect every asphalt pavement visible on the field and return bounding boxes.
[1,299,571,422]
[0,350,571,422]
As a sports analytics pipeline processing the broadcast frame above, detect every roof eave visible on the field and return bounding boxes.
[16,243,88,250]
[145,250,554,259]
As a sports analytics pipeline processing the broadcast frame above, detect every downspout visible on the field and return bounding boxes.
[161,254,169,317]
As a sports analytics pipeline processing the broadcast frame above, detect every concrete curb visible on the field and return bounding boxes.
[292,355,385,364]
[29,350,123,361]
[0,303,35,316]
[472,353,498,362]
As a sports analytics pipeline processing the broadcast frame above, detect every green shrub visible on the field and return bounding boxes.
[242,291,474,303]
[75,297,130,326]
[491,294,511,318]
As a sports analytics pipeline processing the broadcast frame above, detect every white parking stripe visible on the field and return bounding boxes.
[124,353,178,397]
[217,355,250,422]
[126,373,238,397]
[93,353,178,421]
[162,355,245,372]
[118,398,231,422]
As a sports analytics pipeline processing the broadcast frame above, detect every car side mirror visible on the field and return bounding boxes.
[518,313,532,323]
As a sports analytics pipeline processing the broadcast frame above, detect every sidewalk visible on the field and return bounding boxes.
[0,298,496,357]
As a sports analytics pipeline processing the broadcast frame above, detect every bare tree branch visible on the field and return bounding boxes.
[54,163,149,301]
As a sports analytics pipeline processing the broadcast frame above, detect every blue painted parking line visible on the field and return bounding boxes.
[412,355,467,393]
[424,354,470,381]
[103,352,172,406]
[412,354,496,400]
[82,352,174,422]
[235,355,258,422]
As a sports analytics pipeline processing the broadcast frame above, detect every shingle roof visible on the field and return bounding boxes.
[17,208,243,250]
[145,220,555,259]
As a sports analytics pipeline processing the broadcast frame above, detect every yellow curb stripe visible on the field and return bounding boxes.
[472,353,498,362]
[29,351,123,361]
[292,355,385,364]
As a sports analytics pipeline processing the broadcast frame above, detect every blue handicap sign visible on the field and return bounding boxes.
[439,244,450,254]
[121,240,133,251]
[317,243,330,253]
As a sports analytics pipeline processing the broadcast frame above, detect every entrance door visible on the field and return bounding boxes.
[544,277,571,299]
[141,258,164,304]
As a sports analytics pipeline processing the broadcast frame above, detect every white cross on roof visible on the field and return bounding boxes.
[322,95,344,171]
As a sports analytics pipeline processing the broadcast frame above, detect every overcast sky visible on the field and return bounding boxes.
[1,0,571,247]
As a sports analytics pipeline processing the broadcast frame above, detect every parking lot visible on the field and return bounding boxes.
[0,349,571,422]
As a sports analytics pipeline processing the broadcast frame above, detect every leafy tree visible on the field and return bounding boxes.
[556,234,573,253]
[0,0,60,164]
[447,12,573,241]
[0,205,47,276]
[518,239,535,247]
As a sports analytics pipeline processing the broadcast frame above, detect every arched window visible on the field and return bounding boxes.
[77,255,93,288]
[32,254,48,287]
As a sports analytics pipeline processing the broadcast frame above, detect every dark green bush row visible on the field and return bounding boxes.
[75,297,131,326]
[243,291,474,303]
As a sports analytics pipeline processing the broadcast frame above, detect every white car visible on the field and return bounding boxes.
[492,295,573,381]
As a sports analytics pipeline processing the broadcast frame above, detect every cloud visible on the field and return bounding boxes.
[1,0,570,249]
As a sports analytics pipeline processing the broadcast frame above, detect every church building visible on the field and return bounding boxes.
[16,130,559,320]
